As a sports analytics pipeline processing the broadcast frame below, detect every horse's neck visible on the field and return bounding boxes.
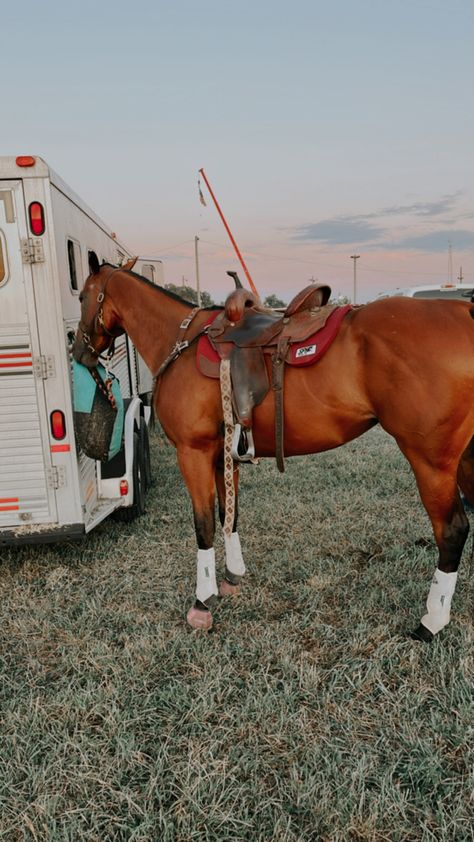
[113,275,190,374]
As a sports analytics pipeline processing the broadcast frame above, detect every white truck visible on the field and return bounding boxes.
[376,283,473,300]
[0,155,163,544]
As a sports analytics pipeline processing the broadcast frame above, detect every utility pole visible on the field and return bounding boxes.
[194,235,202,306]
[350,254,360,304]
[458,266,464,282]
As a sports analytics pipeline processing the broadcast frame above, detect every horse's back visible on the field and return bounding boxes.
[352,297,474,358]
[348,297,474,440]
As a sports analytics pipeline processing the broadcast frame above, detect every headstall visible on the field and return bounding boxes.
[78,267,122,362]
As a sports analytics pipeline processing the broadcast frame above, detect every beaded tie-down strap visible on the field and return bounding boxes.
[220,359,235,538]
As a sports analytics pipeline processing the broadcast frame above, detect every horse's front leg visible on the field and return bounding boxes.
[215,455,246,597]
[177,445,219,630]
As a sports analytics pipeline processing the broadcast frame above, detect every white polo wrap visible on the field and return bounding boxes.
[421,568,458,635]
[224,531,246,577]
[196,548,218,604]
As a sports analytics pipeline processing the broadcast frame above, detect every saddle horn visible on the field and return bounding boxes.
[227,270,243,290]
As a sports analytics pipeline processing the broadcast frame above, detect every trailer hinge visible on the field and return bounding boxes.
[33,355,56,380]
[21,237,45,264]
[46,466,67,489]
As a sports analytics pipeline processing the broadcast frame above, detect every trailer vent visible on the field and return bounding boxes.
[0,333,50,523]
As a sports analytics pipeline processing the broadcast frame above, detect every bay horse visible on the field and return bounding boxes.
[73,254,474,642]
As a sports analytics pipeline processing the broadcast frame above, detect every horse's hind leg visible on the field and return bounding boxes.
[177,445,220,630]
[457,436,474,510]
[215,456,246,596]
[402,447,469,642]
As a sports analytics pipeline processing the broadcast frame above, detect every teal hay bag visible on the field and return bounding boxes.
[72,360,124,462]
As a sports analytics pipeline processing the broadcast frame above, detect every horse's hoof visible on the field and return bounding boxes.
[186,606,213,630]
[219,579,241,597]
[410,623,434,643]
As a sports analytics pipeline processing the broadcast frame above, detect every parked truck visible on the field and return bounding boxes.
[0,155,162,544]
[376,283,473,300]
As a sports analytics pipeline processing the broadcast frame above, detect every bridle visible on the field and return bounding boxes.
[78,266,123,362]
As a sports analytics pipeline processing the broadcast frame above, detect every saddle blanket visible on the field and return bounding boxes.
[197,303,352,378]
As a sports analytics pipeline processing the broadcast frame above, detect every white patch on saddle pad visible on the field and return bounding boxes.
[295,343,317,359]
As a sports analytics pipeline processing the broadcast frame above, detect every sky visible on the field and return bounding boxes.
[2,0,473,303]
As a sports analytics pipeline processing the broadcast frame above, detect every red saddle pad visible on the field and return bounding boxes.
[287,304,352,366]
[196,304,352,375]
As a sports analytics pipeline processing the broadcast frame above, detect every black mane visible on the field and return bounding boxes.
[102,263,221,311]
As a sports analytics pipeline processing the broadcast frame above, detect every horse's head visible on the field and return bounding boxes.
[73,252,125,368]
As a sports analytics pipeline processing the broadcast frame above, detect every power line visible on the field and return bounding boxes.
[153,238,195,254]
[199,239,458,277]
[152,237,470,280]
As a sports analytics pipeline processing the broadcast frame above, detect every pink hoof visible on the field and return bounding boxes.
[186,606,213,630]
[219,579,241,597]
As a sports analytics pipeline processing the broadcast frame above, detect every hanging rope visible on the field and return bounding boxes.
[220,359,235,538]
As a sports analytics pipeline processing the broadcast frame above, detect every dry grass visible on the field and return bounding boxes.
[0,427,472,841]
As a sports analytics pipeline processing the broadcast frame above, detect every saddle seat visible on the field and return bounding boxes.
[209,283,332,348]
[205,283,347,471]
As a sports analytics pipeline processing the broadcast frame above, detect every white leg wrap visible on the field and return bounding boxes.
[196,548,218,604]
[224,531,246,577]
[421,568,458,635]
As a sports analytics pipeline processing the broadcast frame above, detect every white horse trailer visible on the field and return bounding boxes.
[0,155,159,545]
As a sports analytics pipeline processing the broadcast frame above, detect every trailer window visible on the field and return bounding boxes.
[141,263,156,283]
[0,230,9,287]
[67,238,82,292]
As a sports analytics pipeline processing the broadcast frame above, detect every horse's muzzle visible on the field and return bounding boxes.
[72,336,98,369]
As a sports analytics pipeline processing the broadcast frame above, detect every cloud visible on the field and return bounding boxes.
[391,230,474,252]
[289,193,474,251]
[380,193,462,218]
[292,217,384,245]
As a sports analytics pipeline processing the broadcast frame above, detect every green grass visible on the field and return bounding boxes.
[0,427,472,841]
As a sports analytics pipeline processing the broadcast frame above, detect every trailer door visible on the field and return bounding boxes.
[0,181,57,526]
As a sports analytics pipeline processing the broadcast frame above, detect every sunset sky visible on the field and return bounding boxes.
[2,0,473,302]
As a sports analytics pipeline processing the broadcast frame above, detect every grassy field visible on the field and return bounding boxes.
[0,426,472,841]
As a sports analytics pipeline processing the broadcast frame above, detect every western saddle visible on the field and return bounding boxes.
[207,283,336,472]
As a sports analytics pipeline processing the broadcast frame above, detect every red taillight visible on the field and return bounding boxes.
[119,480,129,496]
[50,410,66,440]
[29,202,45,236]
[16,156,36,168]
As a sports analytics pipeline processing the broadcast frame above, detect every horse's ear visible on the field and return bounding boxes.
[88,251,100,275]
[122,256,138,271]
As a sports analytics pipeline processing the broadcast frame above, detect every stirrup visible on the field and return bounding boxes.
[231,424,256,462]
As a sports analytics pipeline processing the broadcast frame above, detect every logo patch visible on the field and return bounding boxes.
[295,344,317,359]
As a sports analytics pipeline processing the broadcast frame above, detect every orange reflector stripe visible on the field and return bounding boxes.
[0,506,19,512]
[0,361,32,368]
[0,353,32,359]
[0,497,19,503]
[50,444,70,452]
